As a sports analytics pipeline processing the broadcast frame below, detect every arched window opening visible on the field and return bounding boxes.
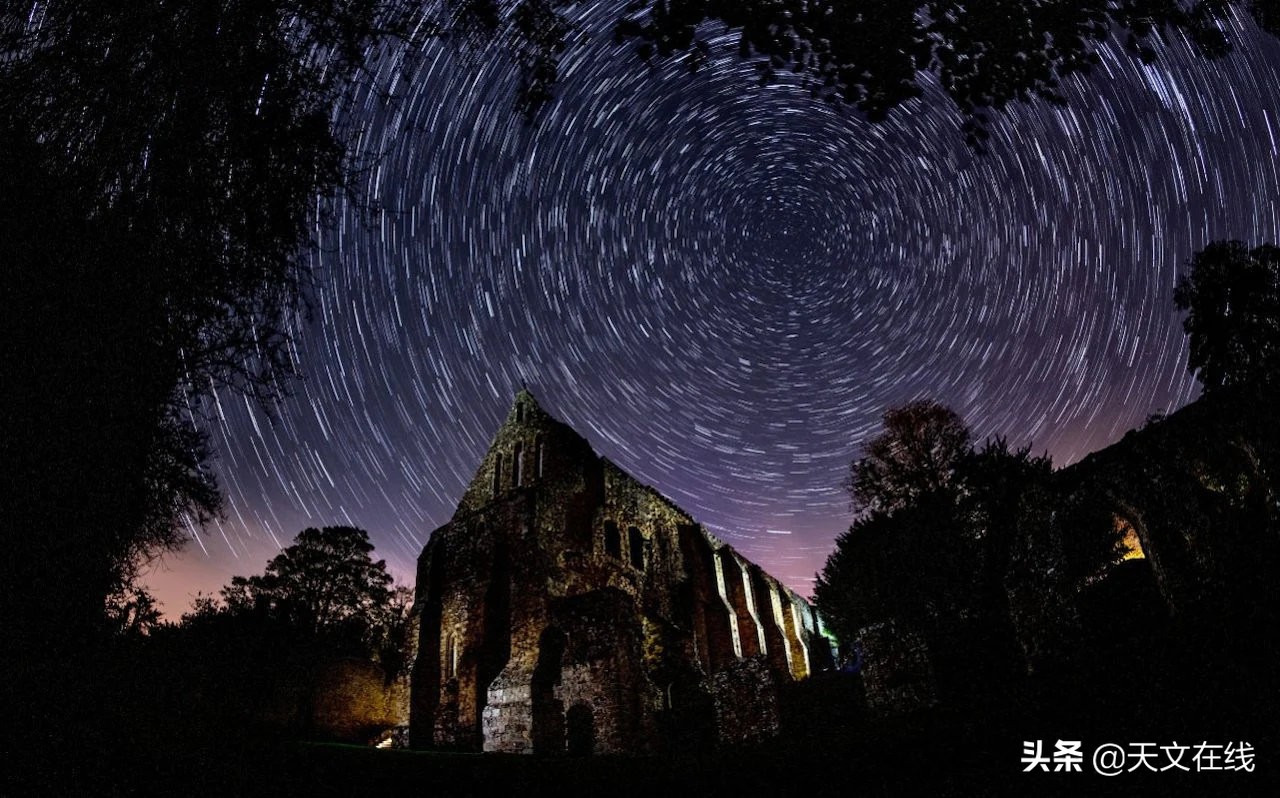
[513,442,524,487]
[1115,514,1146,560]
[516,402,525,423]
[492,453,503,497]
[628,526,645,571]
[604,521,621,559]
[535,437,545,478]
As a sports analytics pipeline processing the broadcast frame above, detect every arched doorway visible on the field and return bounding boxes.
[531,627,566,755]
[565,702,594,757]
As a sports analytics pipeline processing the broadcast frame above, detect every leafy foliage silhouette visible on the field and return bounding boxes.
[1174,240,1280,393]
[220,526,399,651]
[615,0,1280,147]
[817,407,1055,694]
[845,399,972,515]
[0,0,608,653]
[1,0,432,649]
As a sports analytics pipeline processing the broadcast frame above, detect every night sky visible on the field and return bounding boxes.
[147,4,1280,615]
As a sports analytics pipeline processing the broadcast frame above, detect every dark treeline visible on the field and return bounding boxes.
[1,8,422,785]
[808,241,1280,761]
[1,0,411,662]
[12,525,415,794]
[155,526,414,743]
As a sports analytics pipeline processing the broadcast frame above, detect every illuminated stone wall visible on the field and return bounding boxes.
[311,660,410,742]
[408,390,830,753]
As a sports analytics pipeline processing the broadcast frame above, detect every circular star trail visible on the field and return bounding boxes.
[147,3,1280,611]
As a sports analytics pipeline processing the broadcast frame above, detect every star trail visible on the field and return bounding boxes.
[147,3,1280,613]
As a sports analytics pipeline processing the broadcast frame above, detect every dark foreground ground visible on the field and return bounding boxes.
[14,675,1278,798]
[10,610,1279,797]
[18,715,1276,798]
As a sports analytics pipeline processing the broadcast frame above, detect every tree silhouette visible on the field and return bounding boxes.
[815,509,923,646]
[846,400,972,515]
[814,492,982,684]
[954,438,1055,682]
[822,400,973,668]
[1174,240,1280,393]
[222,526,396,647]
[820,410,1052,687]
[615,0,1279,147]
[1,1,427,649]
[142,530,408,746]
[104,583,164,639]
[0,0,614,655]
[958,438,1054,589]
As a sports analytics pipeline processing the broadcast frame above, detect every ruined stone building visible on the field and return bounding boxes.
[849,387,1280,717]
[408,390,833,754]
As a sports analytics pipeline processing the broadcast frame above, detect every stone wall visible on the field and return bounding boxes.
[710,657,780,745]
[311,660,409,743]
[409,390,831,753]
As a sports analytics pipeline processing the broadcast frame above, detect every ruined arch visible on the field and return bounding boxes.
[475,540,512,739]
[409,538,446,748]
[531,626,567,755]
[565,702,595,756]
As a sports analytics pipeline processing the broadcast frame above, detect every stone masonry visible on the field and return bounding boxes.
[408,390,833,754]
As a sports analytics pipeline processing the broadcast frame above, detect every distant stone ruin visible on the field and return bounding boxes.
[408,390,834,754]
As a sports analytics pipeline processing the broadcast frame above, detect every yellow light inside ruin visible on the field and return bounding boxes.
[1116,518,1145,561]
